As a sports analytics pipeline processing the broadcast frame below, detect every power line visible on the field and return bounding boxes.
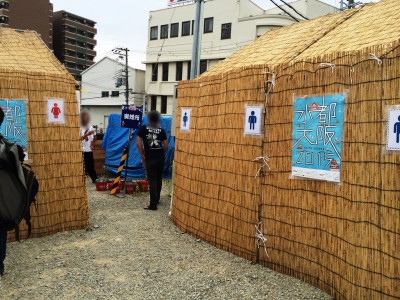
[278,0,309,20]
[268,0,300,22]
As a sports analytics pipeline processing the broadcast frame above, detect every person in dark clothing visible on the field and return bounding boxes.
[0,108,26,277]
[80,111,98,183]
[137,111,168,211]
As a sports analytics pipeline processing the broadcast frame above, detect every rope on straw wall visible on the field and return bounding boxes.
[370,53,383,65]
[253,156,271,178]
[317,62,336,72]
[255,222,269,258]
[264,72,276,97]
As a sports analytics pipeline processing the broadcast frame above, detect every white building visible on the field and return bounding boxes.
[81,57,145,130]
[145,0,337,115]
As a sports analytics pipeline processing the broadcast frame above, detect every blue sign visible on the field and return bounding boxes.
[0,100,28,156]
[121,106,143,129]
[291,94,345,183]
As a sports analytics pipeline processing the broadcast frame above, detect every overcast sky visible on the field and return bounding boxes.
[51,0,378,69]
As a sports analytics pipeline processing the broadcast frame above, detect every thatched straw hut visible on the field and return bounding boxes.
[0,29,88,238]
[172,0,400,298]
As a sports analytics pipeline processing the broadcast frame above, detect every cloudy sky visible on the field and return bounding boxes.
[51,0,377,69]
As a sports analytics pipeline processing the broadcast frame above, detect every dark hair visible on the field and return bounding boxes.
[0,107,4,127]
[148,110,160,124]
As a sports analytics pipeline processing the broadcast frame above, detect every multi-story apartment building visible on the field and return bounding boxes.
[53,10,97,81]
[145,0,337,115]
[0,0,53,48]
[80,57,145,130]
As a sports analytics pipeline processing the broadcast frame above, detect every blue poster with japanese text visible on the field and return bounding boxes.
[121,106,143,129]
[0,100,28,159]
[291,94,345,183]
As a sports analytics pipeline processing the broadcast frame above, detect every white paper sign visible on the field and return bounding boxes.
[244,106,263,136]
[386,107,400,151]
[180,108,192,132]
[47,99,65,124]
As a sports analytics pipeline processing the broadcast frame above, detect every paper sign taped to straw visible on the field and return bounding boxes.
[244,106,263,136]
[386,107,400,151]
[180,108,192,132]
[47,98,65,124]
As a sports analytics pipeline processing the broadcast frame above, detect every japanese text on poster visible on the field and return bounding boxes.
[121,105,143,129]
[0,99,29,159]
[291,94,345,183]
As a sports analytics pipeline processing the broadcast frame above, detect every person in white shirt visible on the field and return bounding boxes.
[80,111,98,183]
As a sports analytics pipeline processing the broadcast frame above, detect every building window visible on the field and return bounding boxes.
[204,17,214,33]
[192,20,195,35]
[0,1,9,9]
[150,26,158,40]
[221,23,232,39]
[152,63,158,81]
[187,61,191,80]
[0,16,9,24]
[182,21,190,36]
[111,91,120,97]
[161,96,167,114]
[170,23,179,38]
[162,63,169,81]
[176,62,183,81]
[151,96,157,111]
[101,91,109,98]
[200,60,208,75]
[160,24,168,39]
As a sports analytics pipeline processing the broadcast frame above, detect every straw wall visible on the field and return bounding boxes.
[0,70,88,239]
[172,44,400,299]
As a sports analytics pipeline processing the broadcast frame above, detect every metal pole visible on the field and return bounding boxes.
[190,0,203,79]
[125,48,129,105]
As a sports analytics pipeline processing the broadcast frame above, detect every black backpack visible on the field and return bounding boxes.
[15,164,39,241]
[0,137,29,232]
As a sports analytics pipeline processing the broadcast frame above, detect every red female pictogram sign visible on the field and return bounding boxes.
[47,99,65,124]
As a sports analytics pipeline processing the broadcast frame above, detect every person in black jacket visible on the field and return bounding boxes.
[137,111,168,211]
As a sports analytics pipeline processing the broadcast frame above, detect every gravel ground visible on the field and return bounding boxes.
[0,180,332,300]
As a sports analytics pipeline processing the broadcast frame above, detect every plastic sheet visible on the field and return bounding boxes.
[102,114,175,179]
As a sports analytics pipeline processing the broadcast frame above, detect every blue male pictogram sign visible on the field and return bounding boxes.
[394,115,400,143]
[386,108,400,151]
[244,106,262,136]
[180,108,192,132]
[248,111,257,130]
[183,112,189,127]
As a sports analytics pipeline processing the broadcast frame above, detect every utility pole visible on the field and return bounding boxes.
[190,0,204,79]
[340,0,360,10]
[112,47,130,105]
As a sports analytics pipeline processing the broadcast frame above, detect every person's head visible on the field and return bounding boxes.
[80,110,90,127]
[0,107,4,127]
[148,110,161,126]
